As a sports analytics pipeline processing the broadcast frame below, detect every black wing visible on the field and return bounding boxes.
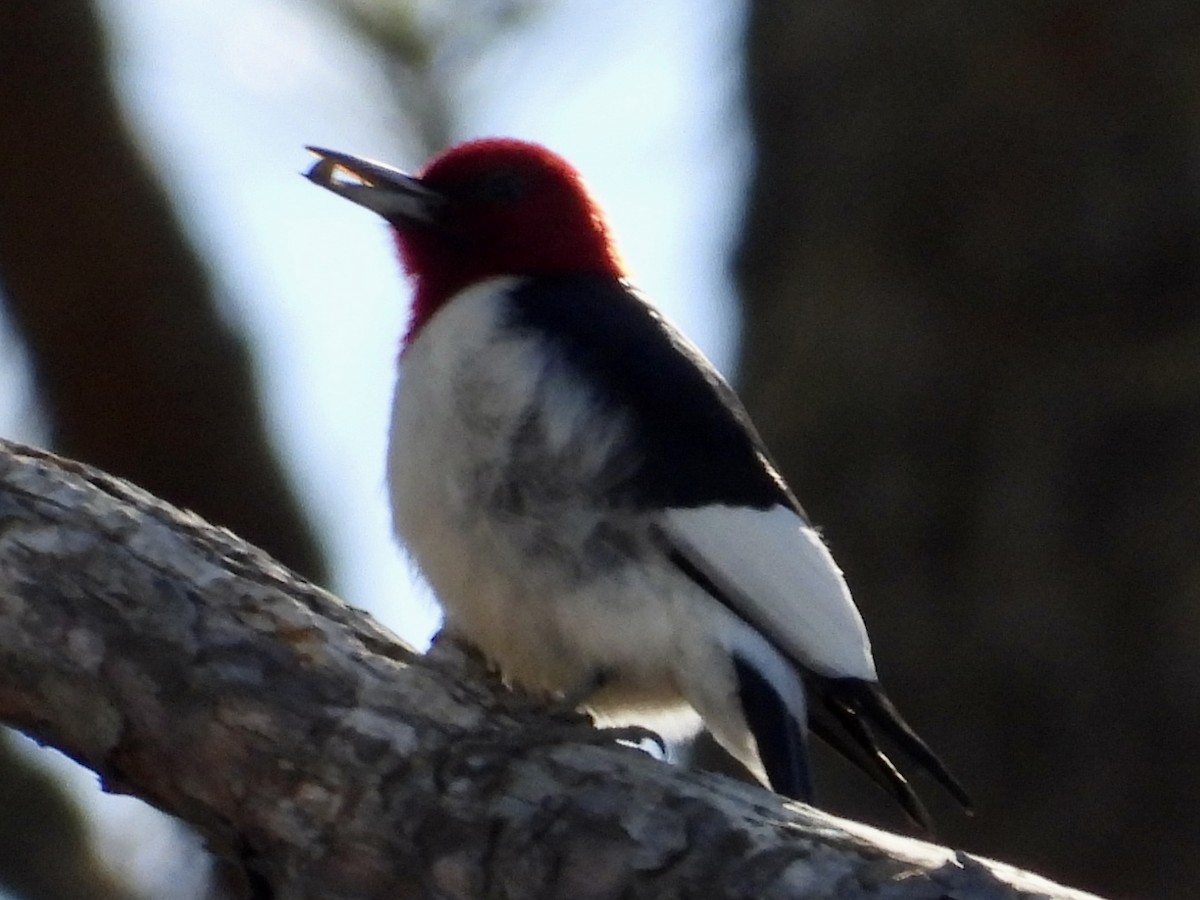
[506,274,798,513]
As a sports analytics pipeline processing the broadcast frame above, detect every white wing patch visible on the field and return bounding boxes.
[662,505,877,680]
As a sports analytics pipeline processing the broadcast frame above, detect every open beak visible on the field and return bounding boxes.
[304,146,445,225]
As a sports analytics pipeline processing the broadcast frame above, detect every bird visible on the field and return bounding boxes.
[304,138,970,828]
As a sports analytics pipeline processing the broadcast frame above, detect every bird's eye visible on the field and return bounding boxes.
[476,170,526,205]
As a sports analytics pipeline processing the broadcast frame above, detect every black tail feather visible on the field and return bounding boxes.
[853,682,973,811]
[733,656,813,802]
[807,714,901,799]
[812,676,972,829]
[825,690,933,830]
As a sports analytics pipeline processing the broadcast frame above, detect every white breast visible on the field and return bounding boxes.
[388,277,540,650]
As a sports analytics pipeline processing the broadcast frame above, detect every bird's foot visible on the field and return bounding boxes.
[513,669,668,753]
[435,716,666,790]
[587,723,667,755]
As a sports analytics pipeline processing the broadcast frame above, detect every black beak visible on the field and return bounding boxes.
[304,146,445,225]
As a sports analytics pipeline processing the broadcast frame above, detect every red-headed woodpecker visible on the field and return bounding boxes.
[305,139,970,827]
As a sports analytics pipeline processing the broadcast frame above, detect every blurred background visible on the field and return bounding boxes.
[0,1,1196,897]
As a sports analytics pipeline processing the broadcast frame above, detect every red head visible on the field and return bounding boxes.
[306,139,626,341]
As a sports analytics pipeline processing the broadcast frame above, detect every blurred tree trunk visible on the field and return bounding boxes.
[735,3,1200,899]
[0,0,329,897]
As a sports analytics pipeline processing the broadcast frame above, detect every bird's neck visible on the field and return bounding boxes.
[401,276,458,349]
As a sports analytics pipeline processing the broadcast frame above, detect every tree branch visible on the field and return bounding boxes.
[0,439,1102,899]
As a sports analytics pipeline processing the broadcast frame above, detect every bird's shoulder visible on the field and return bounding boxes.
[501,275,799,514]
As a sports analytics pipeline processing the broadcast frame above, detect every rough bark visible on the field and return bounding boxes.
[0,439,1104,900]
[735,4,1200,898]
